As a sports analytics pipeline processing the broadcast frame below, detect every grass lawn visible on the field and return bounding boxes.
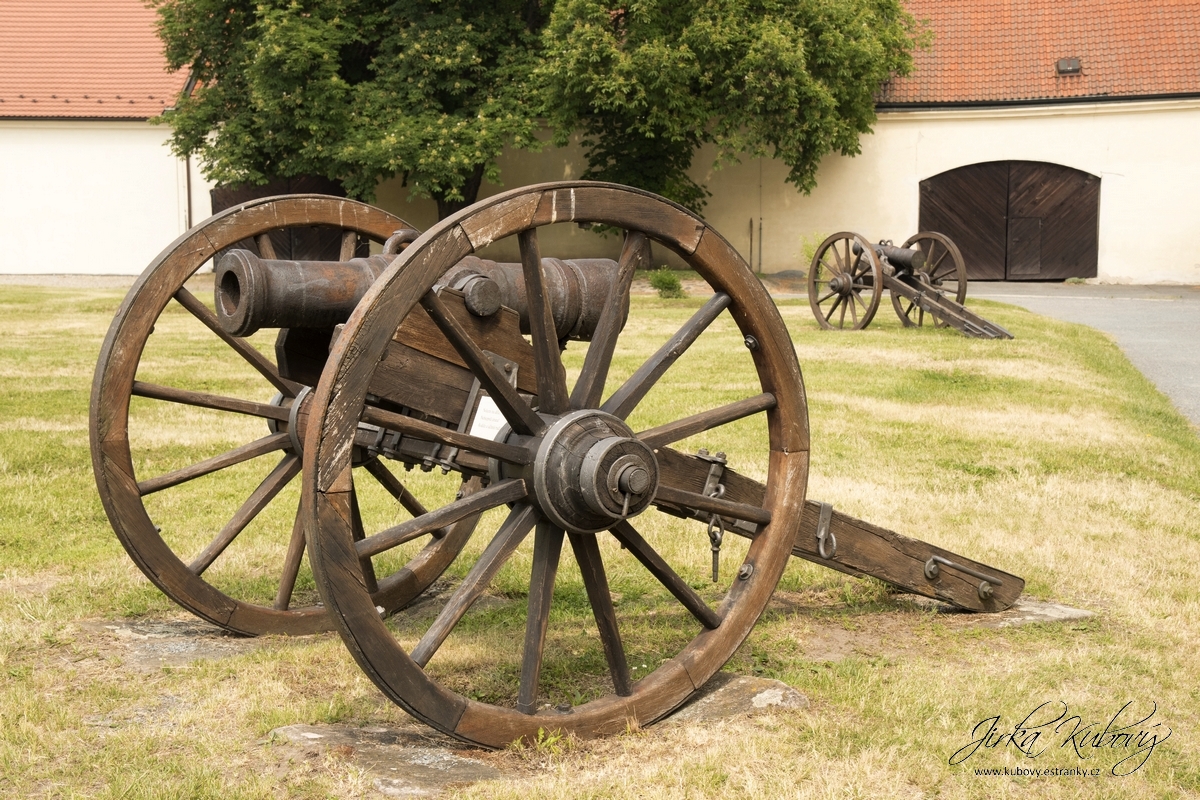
[1,281,1198,798]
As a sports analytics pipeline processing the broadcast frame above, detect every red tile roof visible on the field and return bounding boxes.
[879,0,1200,106]
[0,0,188,119]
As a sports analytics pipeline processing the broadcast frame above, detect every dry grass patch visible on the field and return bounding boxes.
[1,285,1199,797]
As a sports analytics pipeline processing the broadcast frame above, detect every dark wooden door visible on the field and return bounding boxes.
[919,161,1100,280]
[919,162,1009,279]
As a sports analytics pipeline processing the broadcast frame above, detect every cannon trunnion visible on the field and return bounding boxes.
[91,185,1023,748]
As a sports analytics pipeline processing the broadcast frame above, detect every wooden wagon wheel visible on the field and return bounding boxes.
[807,232,883,330]
[891,231,968,328]
[90,195,475,636]
[303,181,809,747]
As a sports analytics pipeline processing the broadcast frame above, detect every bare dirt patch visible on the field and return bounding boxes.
[74,617,284,672]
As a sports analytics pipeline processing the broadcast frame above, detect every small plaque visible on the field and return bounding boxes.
[468,395,507,441]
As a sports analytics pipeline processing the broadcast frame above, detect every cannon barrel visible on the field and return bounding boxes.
[215,250,396,336]
[215,250,623,340]
[877,243,926,272]
[852,241,926,272]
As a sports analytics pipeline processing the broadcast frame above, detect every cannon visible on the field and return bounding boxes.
[806,231,1013,338]
[91,183,1023,747]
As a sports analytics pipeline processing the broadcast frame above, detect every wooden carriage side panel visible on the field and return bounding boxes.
[919,162,1010,280]
[1007,161,1100,280]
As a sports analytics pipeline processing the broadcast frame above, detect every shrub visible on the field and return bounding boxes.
[649,266,685,299]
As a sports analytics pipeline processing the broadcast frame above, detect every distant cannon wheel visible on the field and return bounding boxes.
[892,232,968,328]
[303,181,809,747]
[90,195,473,636]
[807,232,882,330]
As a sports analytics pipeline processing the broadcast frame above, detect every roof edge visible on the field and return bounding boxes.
[0,114,163,123]
[876,91,1200,111]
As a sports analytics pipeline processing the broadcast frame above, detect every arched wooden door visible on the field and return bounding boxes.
[918,161,1100,281]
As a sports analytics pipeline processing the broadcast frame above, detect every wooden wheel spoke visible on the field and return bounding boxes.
[131,381,290,422]
[571,230,644,410]
[815,288,837,304]
[516,522,565,714]
[824,294,844,322]
[274,507,307,611]
[636,393,776,449]
[255,233,277,259]
[519,229,570,415]
[847,295,859,325]
[339,229,358,261]
[928,245,948,273]
[838,298,848,328]
[655,484,772,526]
[349,484,379,593]
[172,287,301,398]
[137,432,290,496]
[420,289,545,436]
[830,244,845,272]
[189,454,301,576]
[568,532,631,696]
[611,521,721,629]
[360,404,532,465]
[362,459,427,518]
[602,293,732,420]
[410,503,539,667]
[356,478,528,559]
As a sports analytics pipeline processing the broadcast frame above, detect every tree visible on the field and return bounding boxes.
[537,0,923,213]
[156,0,545,217]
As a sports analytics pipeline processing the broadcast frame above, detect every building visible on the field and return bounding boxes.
[4,0,1198,283]
[663,0,1200,283]
[0,0,210,276]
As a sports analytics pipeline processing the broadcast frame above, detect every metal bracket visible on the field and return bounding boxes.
[924,555,1004,601]
[816,502,836,559]
[697,449,727,582]
[428,350,517,472]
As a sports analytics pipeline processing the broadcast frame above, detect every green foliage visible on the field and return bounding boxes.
[538,0,923,212]
[648,265,684,298]
[154,0,545,214]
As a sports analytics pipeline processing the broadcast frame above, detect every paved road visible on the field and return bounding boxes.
[970,282,1200,427]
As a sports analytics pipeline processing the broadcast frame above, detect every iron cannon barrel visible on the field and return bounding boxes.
[214,250,397,337]
[852,241,926,272]
[876,243,926,272]
[215,249,623,340]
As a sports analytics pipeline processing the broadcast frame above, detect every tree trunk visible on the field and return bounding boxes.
[434,164,487,221]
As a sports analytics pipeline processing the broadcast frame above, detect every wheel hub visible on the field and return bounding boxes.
[829,273,851,294]
[531,410,659,534]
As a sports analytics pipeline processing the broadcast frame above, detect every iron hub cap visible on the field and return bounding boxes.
[531,410,660,534]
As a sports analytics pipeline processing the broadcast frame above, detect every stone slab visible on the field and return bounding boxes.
[665,672,808,725]
[988,597,1096,629]
[901,595,1095,629]
[268,723,505,798]
[76,618,272,671]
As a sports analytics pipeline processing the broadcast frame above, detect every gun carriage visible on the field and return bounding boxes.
[807,231,1013,339]
[92,182,1023,748]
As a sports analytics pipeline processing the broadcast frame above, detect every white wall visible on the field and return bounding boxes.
[692,98,1200,283]
[376,98,1200,283]
[0,120,212,275]
[20,101,1188,280]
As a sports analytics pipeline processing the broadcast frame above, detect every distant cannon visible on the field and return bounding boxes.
[807,231,1013,339]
